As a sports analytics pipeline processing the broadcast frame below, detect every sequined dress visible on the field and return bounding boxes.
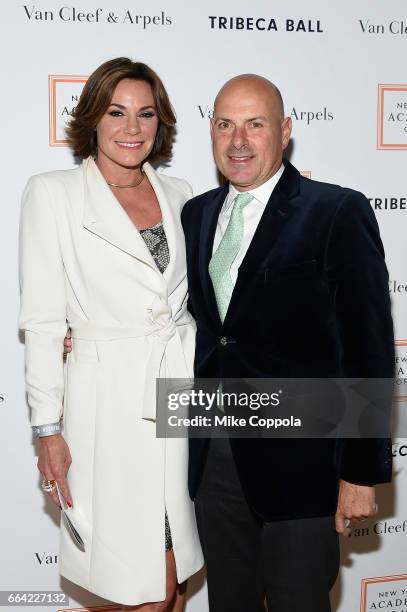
[139,221,172,552]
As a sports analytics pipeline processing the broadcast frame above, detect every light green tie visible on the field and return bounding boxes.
[209,192,254,322]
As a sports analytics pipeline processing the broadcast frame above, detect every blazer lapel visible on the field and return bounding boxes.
[224,160,301,326]
[82,157,157,270]
[199,184,229,328]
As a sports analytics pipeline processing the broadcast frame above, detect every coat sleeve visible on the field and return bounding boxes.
[19,175,68,426]
[326,190,394,485]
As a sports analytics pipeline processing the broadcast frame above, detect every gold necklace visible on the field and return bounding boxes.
[107,171,144,188]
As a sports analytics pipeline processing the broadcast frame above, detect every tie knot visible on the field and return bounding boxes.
[234,192,254,208]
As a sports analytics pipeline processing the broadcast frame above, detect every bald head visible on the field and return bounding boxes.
[214,74,284,120]
[210,73,292,191]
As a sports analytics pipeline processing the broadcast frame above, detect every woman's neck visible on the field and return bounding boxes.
[95,155,143,186]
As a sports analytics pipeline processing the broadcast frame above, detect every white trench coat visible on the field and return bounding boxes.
[19,157,204,605]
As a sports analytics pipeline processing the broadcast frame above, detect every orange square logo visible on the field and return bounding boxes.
[360,574,407,612]
[48,75,88,146]
[377,84,407,150]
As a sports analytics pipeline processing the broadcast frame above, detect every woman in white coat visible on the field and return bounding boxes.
[19,57,203,611]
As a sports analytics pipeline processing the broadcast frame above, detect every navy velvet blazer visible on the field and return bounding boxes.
[181,159,394,521]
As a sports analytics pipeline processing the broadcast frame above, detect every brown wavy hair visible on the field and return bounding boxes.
[66,57,176,163]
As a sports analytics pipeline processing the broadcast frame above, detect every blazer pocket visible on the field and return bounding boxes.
[263,259,318,283]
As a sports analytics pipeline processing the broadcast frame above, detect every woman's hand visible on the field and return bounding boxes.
[63,329,72,361]
[38,435,73,508]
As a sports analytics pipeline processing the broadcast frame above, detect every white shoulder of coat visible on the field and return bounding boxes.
[22,165,83,217]
[26,164,82,189]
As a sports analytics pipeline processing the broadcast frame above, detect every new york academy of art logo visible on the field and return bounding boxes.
[395,340,407,403]
[360,574,407,611]
[377,84,407,150]
[48,75,88,146]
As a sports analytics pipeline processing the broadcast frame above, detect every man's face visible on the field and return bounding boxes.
[211,79,292,191]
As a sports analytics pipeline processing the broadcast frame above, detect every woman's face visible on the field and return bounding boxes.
[96,78,159,171]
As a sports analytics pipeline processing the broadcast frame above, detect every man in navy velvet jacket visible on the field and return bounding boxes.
[181,75,394,611]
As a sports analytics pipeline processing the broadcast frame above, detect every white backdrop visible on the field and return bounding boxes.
[1,1,406,611]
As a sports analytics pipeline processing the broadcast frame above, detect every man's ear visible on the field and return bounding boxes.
[281,117,292,150]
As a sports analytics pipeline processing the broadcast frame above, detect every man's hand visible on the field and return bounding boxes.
[63,329,72,361]
[335,479,377,535]
[38,435,73,508]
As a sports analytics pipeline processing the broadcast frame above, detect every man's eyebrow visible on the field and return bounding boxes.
[214,115,269,122]
[108,103,156,110]
[247,116,268,122]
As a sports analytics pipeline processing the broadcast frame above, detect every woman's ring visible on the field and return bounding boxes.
[41,479,56,493]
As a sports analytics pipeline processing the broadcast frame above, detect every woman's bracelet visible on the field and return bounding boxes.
[32,422,62,437]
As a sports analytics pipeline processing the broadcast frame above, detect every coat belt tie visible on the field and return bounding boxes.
[70,296,194,420]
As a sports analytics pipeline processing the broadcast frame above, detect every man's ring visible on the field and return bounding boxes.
[41,479,56,493]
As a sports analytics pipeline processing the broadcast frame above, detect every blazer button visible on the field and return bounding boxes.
[220,336,228,346]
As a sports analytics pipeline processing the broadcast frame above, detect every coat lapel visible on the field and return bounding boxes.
[199,184,229,328]
[142,163,184,294]
[224,160,301,327]
[82,157,158,270]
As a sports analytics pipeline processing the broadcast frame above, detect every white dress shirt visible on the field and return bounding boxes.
[212,164,284,286]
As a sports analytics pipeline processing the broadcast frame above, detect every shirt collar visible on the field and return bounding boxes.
[224,163,285,213]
